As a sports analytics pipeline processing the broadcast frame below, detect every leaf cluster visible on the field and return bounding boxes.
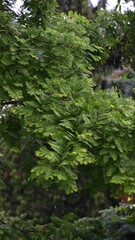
[1,3,135,196]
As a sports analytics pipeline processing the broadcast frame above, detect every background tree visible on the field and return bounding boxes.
[57,0,107,18]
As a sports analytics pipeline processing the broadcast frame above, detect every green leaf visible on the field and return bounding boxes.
[110,150,117,161]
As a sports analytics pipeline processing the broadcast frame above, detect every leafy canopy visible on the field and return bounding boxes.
[0,1,135,196]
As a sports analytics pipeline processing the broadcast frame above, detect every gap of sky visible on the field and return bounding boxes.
[91,0,135,11]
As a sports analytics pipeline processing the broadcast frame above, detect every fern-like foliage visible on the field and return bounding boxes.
[0,9,135,195]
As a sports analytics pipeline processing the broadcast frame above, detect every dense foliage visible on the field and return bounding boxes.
[1,1,135,195]
[0,206,135,239]
[0,0,135,239]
